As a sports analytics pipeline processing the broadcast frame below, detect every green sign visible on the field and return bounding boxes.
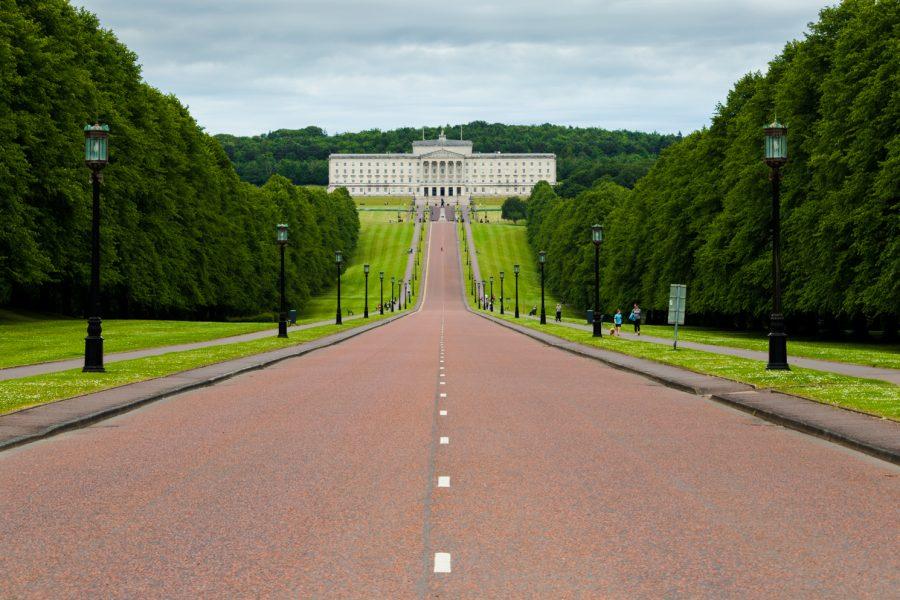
[668,284,686,325]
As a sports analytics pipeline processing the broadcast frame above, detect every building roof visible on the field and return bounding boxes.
[412,138,471,147]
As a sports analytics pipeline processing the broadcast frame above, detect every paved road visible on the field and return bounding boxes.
[1,221,898,598]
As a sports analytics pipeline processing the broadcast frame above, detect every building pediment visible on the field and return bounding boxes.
[418,149,467,160]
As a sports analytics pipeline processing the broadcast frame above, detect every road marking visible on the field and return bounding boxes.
[440,374,445,377]
[440,437,449,444]
[440,366,445,370]
[440,410,447,416]
[434,552,451,573]
[440,381,446,385]
[440,393,446,397]
[438,476,450,487]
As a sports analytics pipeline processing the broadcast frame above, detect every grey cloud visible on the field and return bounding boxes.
[76,0,830,135]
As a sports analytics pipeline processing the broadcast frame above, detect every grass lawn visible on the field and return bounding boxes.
[0,316,393,416]
[301,210,417,322]
[462,224,899,419]
[354,196,413,209]
[0,309,273,370]
[468,220,573,318]
[630,324,900,370]
[470,196,508,206]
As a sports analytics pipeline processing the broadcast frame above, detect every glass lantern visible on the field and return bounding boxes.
[83,123,110,169]
[764,119,787,166]
[276,223,288,244]
[539,251,546,264]
[592,223,603,245]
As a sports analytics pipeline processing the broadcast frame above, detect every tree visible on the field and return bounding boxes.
[501,197,527,224]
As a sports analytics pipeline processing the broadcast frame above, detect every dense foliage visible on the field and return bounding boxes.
[215,123,679,192]
[527,0,898,335]
[500,197,527,224]
[0,0,359,319]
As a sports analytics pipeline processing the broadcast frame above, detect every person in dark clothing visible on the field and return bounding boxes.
[629,303,642,335]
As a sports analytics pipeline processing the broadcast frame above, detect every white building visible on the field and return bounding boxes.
[327,130,556,199]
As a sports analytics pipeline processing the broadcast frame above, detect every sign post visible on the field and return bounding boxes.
[668,284,687,349]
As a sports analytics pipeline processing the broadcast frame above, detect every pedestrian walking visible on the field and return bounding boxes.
[629,303,642,335]
[555,303,562,322]
[614,309,623,336]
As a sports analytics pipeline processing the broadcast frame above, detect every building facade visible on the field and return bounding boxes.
[327,131,556,198]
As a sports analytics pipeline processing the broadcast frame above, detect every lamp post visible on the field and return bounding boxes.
[500,271,505,315]
[539,250,547,324]
[334,250,344,325]
[514,264,520,318]
[379,271,384,315]
[764,119,790,370]
[482,279,487,309]
[489,276,494,312]
[276,224,289,338]
[592,223,604,337]
[83,123,110,372]
[364,263,370,318]
[391,276,395,312]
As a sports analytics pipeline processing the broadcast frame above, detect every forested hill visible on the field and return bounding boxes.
[526,0,898,335]
[0,0,359,319]
[215,123,680,194]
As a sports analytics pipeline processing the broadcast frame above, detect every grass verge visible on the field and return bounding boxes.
[488,312,900,420]
[302,210,416,322]
[0,310,272,370]
[0,315,395,416]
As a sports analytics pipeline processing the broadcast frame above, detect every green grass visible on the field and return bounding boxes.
[628,324,900,370]
[302,210,417,322]
[471,196,508,206]
[467,220,568,317]
[0,317,392,416]
[0,309,273,370]
[487,313,900,420]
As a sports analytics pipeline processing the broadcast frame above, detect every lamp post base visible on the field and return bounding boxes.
[767,332,789,370]
[767,313,789,370]
[592,319,603,338]
[83,317,105,372]
[278,318,288,338]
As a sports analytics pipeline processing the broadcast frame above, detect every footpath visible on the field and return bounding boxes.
[460,209,899,464]
[0,211,429,451]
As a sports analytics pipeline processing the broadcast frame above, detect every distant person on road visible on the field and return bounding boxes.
[555,303,562,322]
[629,303,642,335]
[614,309,623,336]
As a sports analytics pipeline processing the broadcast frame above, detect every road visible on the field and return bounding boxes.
[1,221,897,598]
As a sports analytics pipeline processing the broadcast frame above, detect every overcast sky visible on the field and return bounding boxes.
[75,0,830,137]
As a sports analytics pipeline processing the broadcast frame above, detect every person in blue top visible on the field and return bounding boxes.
[613,309,623,337]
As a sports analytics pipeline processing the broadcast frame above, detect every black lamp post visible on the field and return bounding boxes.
[391,276,395,312]
[379,271,384,315]
[482,280,487,309]
[514,264,520,318]
[335,250,343,325]
[592,223,604,337]
[277,224,289,338]
[83,123,110,372]
[364,263,370,318]
[500,271,505,315]
[764,119,790,370]
[489,276,494,312]
[539,250,547,324]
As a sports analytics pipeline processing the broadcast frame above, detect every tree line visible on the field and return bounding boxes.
[526,0,898,337]
[0,0,359,320]
[215,123,679,192]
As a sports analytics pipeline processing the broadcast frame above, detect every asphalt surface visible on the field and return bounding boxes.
[1,221,898,598]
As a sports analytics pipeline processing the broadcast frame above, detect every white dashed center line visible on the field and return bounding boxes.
[440,410,447,416]
[440,437,449,444]
[438,476,450,488]
[434,553,451,573]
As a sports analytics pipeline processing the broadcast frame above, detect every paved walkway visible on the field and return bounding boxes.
[1,220,897,597]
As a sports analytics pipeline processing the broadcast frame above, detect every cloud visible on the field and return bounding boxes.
[74,0,830,135]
